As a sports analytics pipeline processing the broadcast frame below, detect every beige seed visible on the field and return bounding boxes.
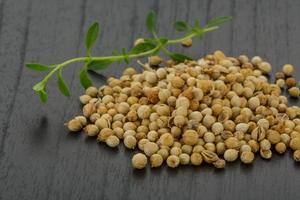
[67,119,83,132]
[288,87,300,98]
[282,64,294,76]
[106,135,120,148]
[179,153,190,165]
[124,135,137,149]
[225,137,240,149]
[132,153,147,169]
[293,150,300,162]
[181,38,192,47]
[143,142,159,156]
[150,154,163,167]
[275,142,286,154]
[182,130,199,145]
[260,149,272,159]
[149,56,163,66]
[190,152,203,166]
[258,62,272,74]
[79,95,92,104]
[171,76,185,88]
[213,159,226,169]
[166,155,180,168]
[224,149,238,162]
[290,138,300,150]
[74,116,87,126]
[84,124,99,136]
[85,86,98,97]
[158,133,174,147]
[137,105,151,119]
[157,148,169,160]
[170,147,182,156]
[240,151,255,164]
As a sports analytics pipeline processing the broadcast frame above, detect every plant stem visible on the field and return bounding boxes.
[42,26,219,84]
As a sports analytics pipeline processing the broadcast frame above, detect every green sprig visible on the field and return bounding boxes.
[26,11,232,103]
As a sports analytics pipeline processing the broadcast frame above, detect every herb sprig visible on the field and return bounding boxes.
[26,11,232,103]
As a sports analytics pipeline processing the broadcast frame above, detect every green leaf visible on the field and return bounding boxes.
[169,53,192,63]
[205,16,232,28]
[130,42,156,54]
[57,70,71,97]
[33,81,46,92]
[79,68,92,89]
[85,22,100,54]
[146,10,156,33]
[122,48,129,64]
[87,60,112,70]
[38,90,48,103]
[26,63,51,71]
[174,21,189,32]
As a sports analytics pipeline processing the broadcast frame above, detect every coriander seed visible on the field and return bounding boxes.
[143,142,159,156]
[275,142,286,154]
[282,64,294,76]
[224,149,238,162]
[293,150,300,162]
[124,135,137,149]
[166,155,180,168]
[150,154,163,167]
[190,152,203,166]
[132,153,147,169]
[84,124,99,136]
[288,87,300,97]
[67,118,83,132]
[213,159,226,169]
[240,151,254,164]
[179,153,190,165]
[106,135,120,148]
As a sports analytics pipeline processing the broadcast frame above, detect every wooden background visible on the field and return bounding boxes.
[0,0,300,199]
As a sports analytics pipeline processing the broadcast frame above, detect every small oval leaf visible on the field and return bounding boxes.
[174,21,189,32]
[130,42,156,54]
[79,68,92,89]
[169,53,192,63]
[57,70,71,97]
[33,81,46,92]
[206,16,232,28]
[85,22,100,54]
[38,90,48,103]
[146,10,156,33]
[26,63,51,71]
[87,60,112,71]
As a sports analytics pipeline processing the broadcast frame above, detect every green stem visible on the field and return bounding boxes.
[41,26,219,85]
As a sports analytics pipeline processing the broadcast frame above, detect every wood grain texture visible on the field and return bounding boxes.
[0,0,300,199]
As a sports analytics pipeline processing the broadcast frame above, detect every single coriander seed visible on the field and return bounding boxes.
[213,159,226,169]
[124,135,137,149]
[150,154,163,168]
[224,149,238,162]
[240,151,255,164]
[166,155,180,168]
[293,150,300,162]
[67,118,83,132]
[106,135,120,148]
[179,153,190,165]
[132,153,147,169]
[282,64,294,76]
[190,152,203,166]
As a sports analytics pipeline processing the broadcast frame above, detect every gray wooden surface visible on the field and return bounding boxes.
[0,0,300,199]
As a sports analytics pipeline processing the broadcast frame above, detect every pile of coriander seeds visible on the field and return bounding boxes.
[67,50,300,169]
